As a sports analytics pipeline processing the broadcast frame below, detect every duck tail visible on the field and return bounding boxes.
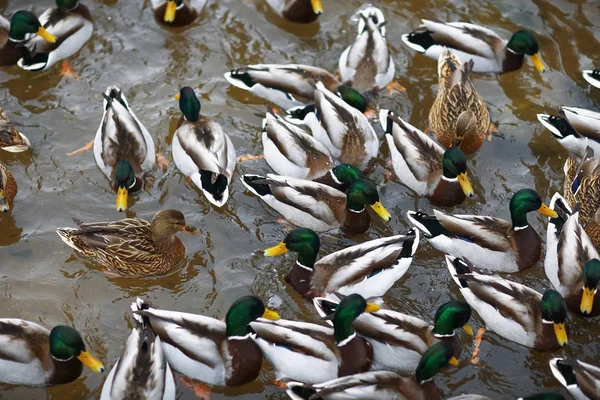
[103,86,129,111]
[444,255,473,289]
[241,174,271,197]
[549,358,578,389]
[56,227,80,251]
[286,382,318,400]
[313,295,340,325]
[224,67,257,91]
[131,297,153,325]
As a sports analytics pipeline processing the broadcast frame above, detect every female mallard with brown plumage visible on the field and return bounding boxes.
[266,0,323,24]
[429,50,491,154]
[0,319,104,386]
[0,107,29,152]
[56,209,199,277]
[0,10,56,67]
[550,358,600,400]
[0,163,17,212]
[380,110,475,206]
[151,0,206,27]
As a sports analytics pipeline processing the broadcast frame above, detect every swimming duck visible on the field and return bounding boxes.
[18,0,92,71]
[338,6,395,93]
[0,10,56,67]
[285,341,458,400]
[583,69,600,89]
[549,358,600,400]
[56,209,199,277]
[93,86,155,212]
[401,20,545,74]
[172,87,236,207]
[545,193,600,318]
[100,299,175,400]
[0,107,29,152]
[265,0,323,24]
[0,319,104,386]
[151,0,206,27]
[135,295,280,387]
[380,109,475,206]
[429,50,491,154]
[313,297,472,374]
[407,188,557,273]
[0,163,17,212]
[445,255,569,351]
[249,294,380,383]
[448,395,564,400]
[311,163,365,192]
[241,174,391,234]
[538,107,600,158]
[264,227,419,298]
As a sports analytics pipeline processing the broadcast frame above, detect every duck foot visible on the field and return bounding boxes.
[181,376,212,400]
[471,327,485,365]
[487,123,499,141]
[273,379,288,389]
[237,154,264,162]
[156,152,169,171]
[61,61,82,80]
[67,139,94,156]
[385,81,407,94]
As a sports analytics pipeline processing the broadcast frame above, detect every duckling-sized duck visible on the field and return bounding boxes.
[429,50,491,154]
[241,174,391,234]
[56,209,199,277]
[18,0,92,72]
[285,341,458,400]
[0,10,56,67]
[545,193,600,318]
[0,163,17,212]
[101,299,175,400]
[407,188,557,273]
[338,6,395,93]
[380,109,474,206]
[401,21,545,74]
[172,87,236,207]
[538,107,600,158]
[266,0,323,23]
[313,297,472,374]
[151,0,206,27]
[445,255,569,351]
[135,296,280,387]
[0,107,29,152]
[249,294,380,383]
[92,86,155,212]
[0,319,104,386]
[550,358,600,400]
[583,69,600,89]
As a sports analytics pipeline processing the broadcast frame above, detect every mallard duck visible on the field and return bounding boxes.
[338,6,394,93]
[135,295,280,387]
[448,396,564,400]
[444,255,568,350]
[429,50,491,154]
[266,0,323,23]
[241,174,391,234]
[380,109,474,206]
[0,319,104,386]
[285,341,458,400]
[550,358,600,400]
[545,193,600,317]
[100,299,175,400]
[249,293,380,383]
[0,163,17,212]
[56,209,199,277]
[151,0,206,27]
[0,107,29,152]
[17,0,92,71]
[172,87,236,207]
[93,86,155,212]
[0,10,56,67]
[583,69,600,89]
[407,188,557,273]
[312,164,365,192]
[264,227,419,298]
[538,107,600,158]
[401,21,545,74]
[313,297,472,374]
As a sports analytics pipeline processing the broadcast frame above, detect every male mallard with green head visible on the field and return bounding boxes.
[0,162,17,212]
[0,10,56,67]
[266,0,323,23]
[0,107,29,152]
[151,0,206,27]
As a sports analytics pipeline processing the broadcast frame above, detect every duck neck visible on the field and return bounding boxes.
[510,209,529,230]
[296,250,317,270]
[150,222,177,254]
[334,318,355,346]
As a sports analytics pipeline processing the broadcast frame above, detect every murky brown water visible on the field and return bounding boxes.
[1,0,599,398]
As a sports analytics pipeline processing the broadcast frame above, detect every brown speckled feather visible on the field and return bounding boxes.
[0,163,17,210]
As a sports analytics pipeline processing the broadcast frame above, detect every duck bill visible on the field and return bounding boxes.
[448,356,459,366]
[529,53,546,72]
[457,173,474,198]
[181,224,200,235]
[36,26,56,43]
[580,287,596,314]
[77,351,104,373]
[537,203,558,218]
[116,187,128,212]
[175,93,181,101]
[262,308,280,321]
[370,201,391,221]
[365,303,380,313]
[264,242,288,256]
[310,0,323,14]
[164,0,177,22]
[553,322,568,346]
[462,323,474,336]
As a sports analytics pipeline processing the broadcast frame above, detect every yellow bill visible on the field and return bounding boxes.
[449,356,459,366]
[462,323,474,336]
[458,172,474,198]
[164,0,177,23]
[580,287,596,314]
[175,93,181,101]
[370,201,391,221]
[116,187,128,212]
[365,303,380,313]
[264,242,288,256]
[553,322,568,346]
[311,0,323,14]
[181,224,200,235]
[36,26,56,43]
[262,308,280,321]
[529,53,546,73]
[537,203,558,218]
[77,351,104,373]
